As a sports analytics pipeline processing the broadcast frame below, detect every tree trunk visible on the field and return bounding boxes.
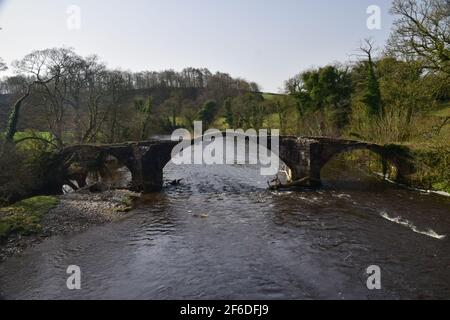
[4,92,30,144]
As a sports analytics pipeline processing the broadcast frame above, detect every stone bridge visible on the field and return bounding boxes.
[57,136,413,192]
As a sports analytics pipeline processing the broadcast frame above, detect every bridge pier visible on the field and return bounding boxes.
[278,137,322,187]
[139,160,164,192]
[58,136,412,194]
[129,168,164,193]
[88,142,175,192]
[134,142,175,192]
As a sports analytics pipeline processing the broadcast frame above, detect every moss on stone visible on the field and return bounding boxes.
[0,196,59,240]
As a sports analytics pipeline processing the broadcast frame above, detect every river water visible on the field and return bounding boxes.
[0,146,449,300]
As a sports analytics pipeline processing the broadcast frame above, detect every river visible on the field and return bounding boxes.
[0,145,449,300]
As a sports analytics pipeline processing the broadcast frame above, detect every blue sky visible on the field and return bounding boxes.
[0,0,395,92]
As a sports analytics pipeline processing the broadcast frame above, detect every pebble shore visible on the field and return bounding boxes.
[0,189,141,262]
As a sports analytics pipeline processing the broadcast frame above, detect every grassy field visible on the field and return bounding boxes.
[431,105,450,118]
[262,92,285,101]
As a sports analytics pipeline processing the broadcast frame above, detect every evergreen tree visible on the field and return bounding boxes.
[198,100,219,128]
[360,40,383,119]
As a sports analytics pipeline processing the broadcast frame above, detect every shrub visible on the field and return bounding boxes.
[0,137,57,204]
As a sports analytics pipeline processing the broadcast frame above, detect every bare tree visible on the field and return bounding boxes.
[102,70,134,143]
[2,77,55,150]
[80,56,109,143]
[65,55,109,143]
[0,57,8,94]
[0,57,7,72]
[13,48,80,147]
[387,0,450,74]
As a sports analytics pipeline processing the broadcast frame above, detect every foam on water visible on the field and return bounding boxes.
[380,212,446,240]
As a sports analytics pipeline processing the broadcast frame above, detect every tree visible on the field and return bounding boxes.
[65,55,108,143]
[79,56,108,143]
[169,91,183,128]
[3,83,35,145]
[180,101,198,130]
[377,57,435,140]
[225,93,266,130]
[1,52,60,148]
[275,98,289,135]
[387,0,450,75]
[206,72,238,103]
[198,100,219,128]
[134,96,154,139]
[13,48,80,147]
[103,70,134,143]
[224,98,234,128]
[360,40,383,119]
[0,57,7,94]
[2,77,55,149]
[12,49,108,145]
[286,64,353,130]
[1,75,30,94]
[0,57,7,72]
[245,94,266,130]
[249,82,261,92]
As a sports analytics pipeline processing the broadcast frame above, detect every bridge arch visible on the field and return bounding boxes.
[150,132,289,190]
[307,138,412,184]
[55,136,413,193]
[58,145,136,191]
[311,145,391,184]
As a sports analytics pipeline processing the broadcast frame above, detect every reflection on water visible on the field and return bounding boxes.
[0,152,449,300]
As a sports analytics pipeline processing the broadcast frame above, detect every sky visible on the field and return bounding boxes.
[0,0,395,92]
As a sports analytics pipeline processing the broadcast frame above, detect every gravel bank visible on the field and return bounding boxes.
[0,189,141,262]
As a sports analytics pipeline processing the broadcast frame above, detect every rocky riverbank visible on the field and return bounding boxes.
[0,189,141,262]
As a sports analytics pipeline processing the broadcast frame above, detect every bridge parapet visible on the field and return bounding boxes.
[55,136,412,192]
